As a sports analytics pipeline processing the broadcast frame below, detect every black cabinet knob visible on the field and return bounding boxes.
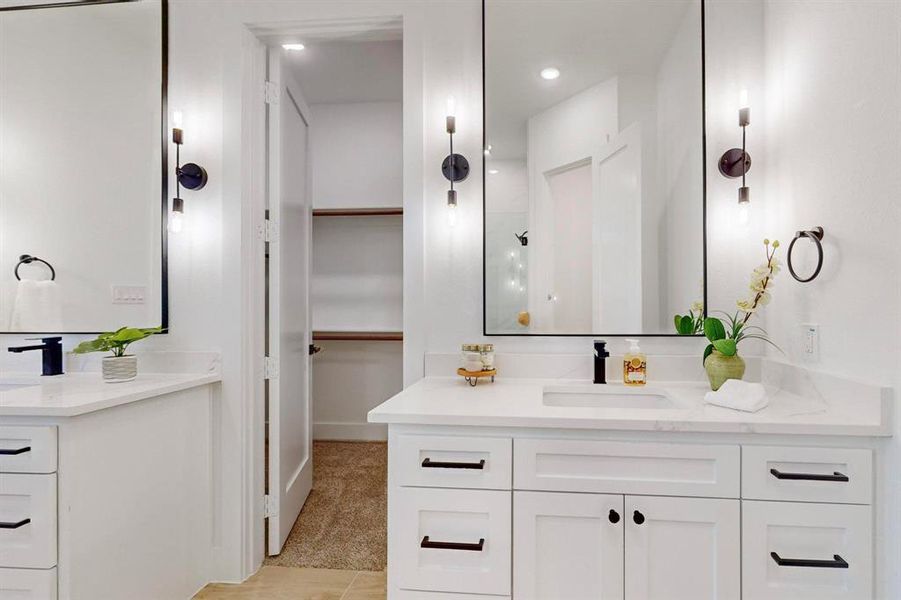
[633,510,645,525]
[608,509,620,524]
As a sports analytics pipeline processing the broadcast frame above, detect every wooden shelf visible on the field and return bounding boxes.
[312,330,403,341]
[313,207,403,217]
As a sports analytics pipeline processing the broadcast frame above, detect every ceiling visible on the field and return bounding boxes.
[284,39,402,105]
[485,0,698,159]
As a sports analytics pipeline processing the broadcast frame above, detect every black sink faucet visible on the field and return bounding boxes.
[8,336,64,376]
[593,340,609,384]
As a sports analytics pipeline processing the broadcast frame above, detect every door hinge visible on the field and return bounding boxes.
[264,81,279,104]
[264,356,279,380]
[264,494,278,518]
[258,219,278,242]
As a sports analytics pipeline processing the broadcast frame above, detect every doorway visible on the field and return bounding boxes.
[261,22,403,575]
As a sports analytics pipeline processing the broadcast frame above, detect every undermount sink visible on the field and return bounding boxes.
[543,385,676,409]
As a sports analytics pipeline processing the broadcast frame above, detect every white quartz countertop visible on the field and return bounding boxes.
[368,377,892,437]
[0,372,221,417]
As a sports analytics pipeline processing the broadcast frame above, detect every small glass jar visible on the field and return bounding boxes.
[478,343,495,370]
[461,344,483,372]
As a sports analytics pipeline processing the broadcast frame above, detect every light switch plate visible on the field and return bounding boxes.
[111,285,146,305]
[800,323,819,363]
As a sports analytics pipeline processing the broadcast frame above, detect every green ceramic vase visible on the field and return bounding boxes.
[705,351,746,391]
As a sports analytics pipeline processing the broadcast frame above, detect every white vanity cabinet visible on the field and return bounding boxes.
[386,428,876,600]
[0,375,219,600]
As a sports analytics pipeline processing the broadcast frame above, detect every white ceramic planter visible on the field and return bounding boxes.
[102,355,138,383]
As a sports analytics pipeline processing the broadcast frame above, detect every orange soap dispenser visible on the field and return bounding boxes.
[623,339,647,386]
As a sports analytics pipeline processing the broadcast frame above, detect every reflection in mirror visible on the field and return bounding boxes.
[484,0,705,335]
[0,0,165,333]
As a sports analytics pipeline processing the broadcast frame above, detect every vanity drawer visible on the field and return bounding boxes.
[742,500,871,600]
[742,446,871,504]
[514,439,740,498]
[0,567,57,600]
[394,434,511,490]
[0,427,57,474]
[0,474,57,569]
[391,487,511,596]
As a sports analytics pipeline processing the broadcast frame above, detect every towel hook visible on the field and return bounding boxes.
[14,255,56,281]
[787,227,824,283]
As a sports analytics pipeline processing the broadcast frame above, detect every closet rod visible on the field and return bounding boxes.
[312,331,403,341]
[312,208,403,217]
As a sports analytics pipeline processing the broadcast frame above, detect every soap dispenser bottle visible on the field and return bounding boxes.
[623,339,647,386]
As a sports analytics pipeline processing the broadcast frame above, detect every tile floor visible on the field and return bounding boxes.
[194,566,386,599]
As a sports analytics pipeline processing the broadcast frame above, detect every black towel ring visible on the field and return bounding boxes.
[14,255,56,281]
[787,227,824,283]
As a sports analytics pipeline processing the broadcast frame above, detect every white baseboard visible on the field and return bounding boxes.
[313,421,387,441]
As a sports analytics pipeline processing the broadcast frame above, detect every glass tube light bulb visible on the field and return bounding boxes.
[739,89,749,110]
[170,210,184,233]
[173,110,184,129]
[446,189,457,227]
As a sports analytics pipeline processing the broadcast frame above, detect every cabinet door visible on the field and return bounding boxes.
[514,491,624,600]
[625,496,739,600]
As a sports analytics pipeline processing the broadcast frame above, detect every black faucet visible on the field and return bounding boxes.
[8,337,64,376]
[593,340,609,384]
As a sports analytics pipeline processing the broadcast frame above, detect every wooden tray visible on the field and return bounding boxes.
[457,368,496,387]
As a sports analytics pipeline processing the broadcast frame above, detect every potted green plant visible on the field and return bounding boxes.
[675,239,782,390]
[73,326,163,383]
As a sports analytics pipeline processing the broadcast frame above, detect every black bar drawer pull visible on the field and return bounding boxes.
[771,551,849,569]
[0,446,31,456]
[421,458,486,470]
[421,536,485,552]
[0,518,31,530]
[770,468,849,482]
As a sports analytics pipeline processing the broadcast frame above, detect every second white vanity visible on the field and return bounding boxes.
[370,363,891,600]
[0,372,220,600]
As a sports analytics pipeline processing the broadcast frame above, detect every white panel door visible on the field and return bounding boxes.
[267,48,313,556]
[624,495,739,600]
[514,491,624,600]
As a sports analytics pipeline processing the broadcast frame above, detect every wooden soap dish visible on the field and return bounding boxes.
[457,368,496,387]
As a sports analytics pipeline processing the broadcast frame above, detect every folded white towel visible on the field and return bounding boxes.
[704,379,769,412]
[9,279,63,332]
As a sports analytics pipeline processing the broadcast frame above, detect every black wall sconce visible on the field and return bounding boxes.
[442,96,469,227]
[171,111,208,233]
[719,90,751,220]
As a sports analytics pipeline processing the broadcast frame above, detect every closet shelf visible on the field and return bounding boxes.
[313,207,403,217]
[312,330,403,341]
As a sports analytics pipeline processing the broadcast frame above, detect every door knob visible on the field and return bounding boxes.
[309,344,322,355]
[608,509,620,524]
[633,510,645,525]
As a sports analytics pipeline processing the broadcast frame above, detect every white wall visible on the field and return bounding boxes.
[310,101,403,209]
[759,2,901,596]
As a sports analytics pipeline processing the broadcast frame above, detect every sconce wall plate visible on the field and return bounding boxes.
[178,162,208,190]
[442,153,470,183]
[718,148,752,179]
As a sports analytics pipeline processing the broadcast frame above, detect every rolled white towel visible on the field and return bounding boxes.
[8,279,63,332]
[704,379,769,412]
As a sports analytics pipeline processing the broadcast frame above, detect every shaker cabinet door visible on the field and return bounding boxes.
[513,491,624,600]
[624,495,739,600]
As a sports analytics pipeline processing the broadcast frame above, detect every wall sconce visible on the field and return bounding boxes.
[719,90,751,222]
[441,96,469,227]
[170,111,208,233]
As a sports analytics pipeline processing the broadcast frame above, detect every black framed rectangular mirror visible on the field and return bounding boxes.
[483,0,706,336]
[0,0,168,333]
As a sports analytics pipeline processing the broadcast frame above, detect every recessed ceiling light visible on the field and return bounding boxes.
[488,169,499,175]
[540,67,560,80]
[282,43,305,51]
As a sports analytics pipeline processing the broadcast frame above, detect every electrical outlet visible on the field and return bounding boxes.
[800,323,819,362]
[111,285,146,305]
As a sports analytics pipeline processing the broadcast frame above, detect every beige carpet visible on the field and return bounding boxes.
[265,441,387,571]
